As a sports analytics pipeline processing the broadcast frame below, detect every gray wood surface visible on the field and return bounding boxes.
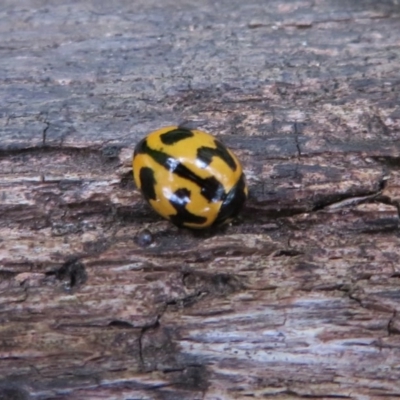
[1,0,400,399]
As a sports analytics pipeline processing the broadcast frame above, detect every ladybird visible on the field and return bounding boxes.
[132,126,247,229]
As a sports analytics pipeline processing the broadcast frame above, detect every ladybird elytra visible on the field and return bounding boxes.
[133,126,247,229]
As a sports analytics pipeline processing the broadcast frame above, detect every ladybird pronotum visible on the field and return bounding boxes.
[132,126,247,229]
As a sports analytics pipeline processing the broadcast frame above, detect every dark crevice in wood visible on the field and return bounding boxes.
[246,192,388,222]
[372,156,400,169]
[293,121,303,158]
[355,220,399,234]
[0,146,101,157]
[311,185,388,213]
[162,367,186,373]
[0,270,19,279]
[388,310,399,335]
[42,121,50,146]
[119,171,136,190]
[344,289,364,309]
[282,391,353,399]
[273,249,304,257]
[45,258,87,292]
[108,320,135,329]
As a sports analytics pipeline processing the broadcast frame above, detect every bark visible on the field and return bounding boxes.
[1,0,400,399]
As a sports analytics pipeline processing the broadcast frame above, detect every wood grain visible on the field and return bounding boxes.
[1,0,400,399]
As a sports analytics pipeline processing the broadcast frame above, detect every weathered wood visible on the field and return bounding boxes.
[1,0,400,399]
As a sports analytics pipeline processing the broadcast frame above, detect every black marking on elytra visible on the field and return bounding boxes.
[170,188,191,206]
[134,138,146,157]
[168,188,207,227]
[160,128,194,145]
[197,140,237,171]
[213,173,247,226]
[137,140,226,202]
[139,167,157,201]
[135,139,170,165]
[200,176,226,202]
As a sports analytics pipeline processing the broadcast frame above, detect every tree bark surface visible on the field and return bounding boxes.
[1,1,400,399]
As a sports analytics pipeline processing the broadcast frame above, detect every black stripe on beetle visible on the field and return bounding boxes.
[213,173,247,226]
[136,140,226,202]
[196,140,237,171]
[200,176,226,203]
[168,188,207,227]
[133,138,146,157]
[139,167,157,201]
[160,128,194,145]
[168,188,191,207]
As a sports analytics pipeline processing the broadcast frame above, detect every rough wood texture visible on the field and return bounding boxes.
[1,1,400,399]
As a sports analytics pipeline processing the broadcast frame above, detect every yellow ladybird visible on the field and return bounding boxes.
[132,126,247,229]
